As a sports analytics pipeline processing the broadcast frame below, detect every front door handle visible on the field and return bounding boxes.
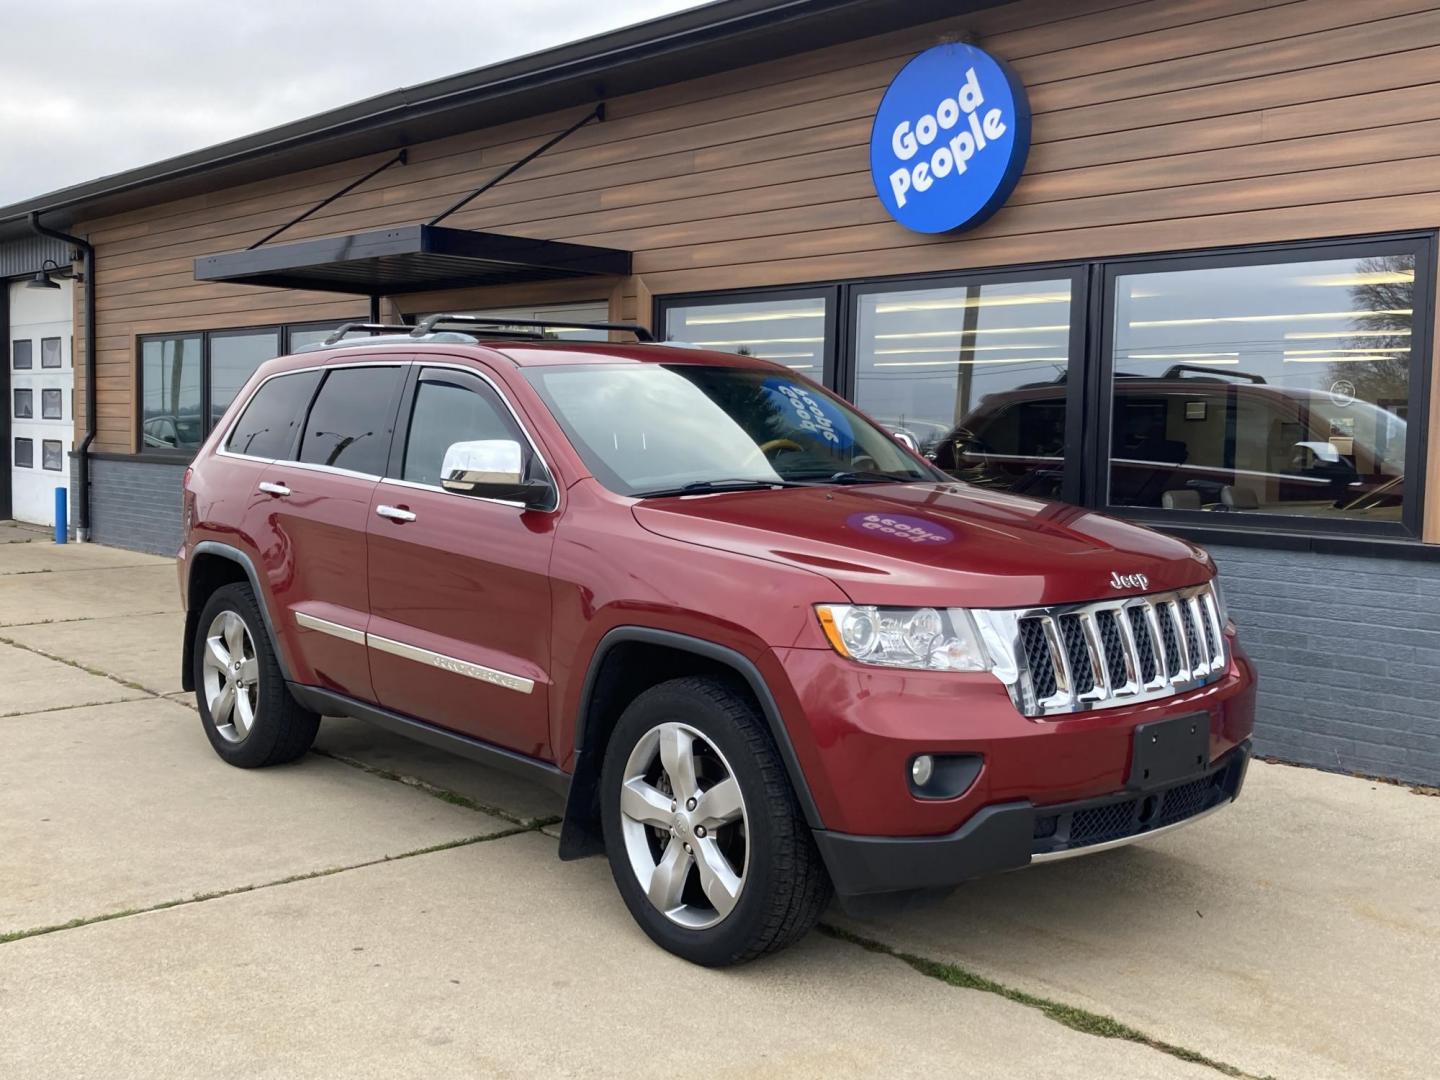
[375,504,416,523]
[258,482,291,497]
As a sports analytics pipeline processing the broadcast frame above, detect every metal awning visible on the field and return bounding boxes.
[193,225,631,295]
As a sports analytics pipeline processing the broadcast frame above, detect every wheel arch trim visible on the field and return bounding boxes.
[184,542,294,688]
[560,626,824,859]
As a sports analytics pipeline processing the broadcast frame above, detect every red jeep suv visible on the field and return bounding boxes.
[179,315,1255,966]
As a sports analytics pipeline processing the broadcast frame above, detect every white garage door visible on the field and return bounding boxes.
[9,278,74,527]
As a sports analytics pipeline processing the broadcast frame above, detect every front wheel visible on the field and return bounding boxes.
[600,676,831,966]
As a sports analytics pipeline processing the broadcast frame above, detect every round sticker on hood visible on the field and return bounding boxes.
[847,511,954,545]
[761,378,855,451]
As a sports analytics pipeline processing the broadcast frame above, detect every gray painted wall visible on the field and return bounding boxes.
[79,456,188,556]
[75,459,1440,786]
[1208,544,1438,787]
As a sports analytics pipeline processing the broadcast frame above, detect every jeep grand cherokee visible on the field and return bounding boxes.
[179,315,1255,966]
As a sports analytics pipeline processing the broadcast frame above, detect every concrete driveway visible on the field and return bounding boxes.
[0,536,1435,1080]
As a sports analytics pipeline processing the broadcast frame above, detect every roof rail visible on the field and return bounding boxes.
[1162,363,1268,384]
[322,322,412,345]
[411,313,655,342]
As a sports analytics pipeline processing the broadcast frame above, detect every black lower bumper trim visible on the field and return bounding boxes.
[815,741,1251,898]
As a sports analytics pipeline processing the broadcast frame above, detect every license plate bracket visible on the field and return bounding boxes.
[1128,713,1209,790]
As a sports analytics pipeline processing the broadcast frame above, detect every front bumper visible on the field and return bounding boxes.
[813,740,1250,897]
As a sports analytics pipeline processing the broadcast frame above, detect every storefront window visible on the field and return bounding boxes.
[209,328,280,425]
[141,334,202,450]
[665,296,829,377]
[1108,250,1418,524]
[852,277,1074,500]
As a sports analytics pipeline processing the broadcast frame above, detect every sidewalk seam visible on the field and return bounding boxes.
[0,826,538,946]
[0,632,166,698]
[817,924,1276,1080]
[310,747,561,829]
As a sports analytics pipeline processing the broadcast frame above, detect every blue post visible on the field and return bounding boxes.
[54,488,68,544]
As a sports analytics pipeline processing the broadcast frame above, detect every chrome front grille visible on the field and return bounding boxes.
[974,583,1229,718]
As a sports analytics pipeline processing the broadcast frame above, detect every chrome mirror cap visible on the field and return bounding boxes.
[441,439,523,492]
[890,429,920,453]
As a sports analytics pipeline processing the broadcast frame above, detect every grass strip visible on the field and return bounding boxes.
[0,632,157,696]
[311,747,561,829]
[818,924,1274,1080]
[1,827,534,946]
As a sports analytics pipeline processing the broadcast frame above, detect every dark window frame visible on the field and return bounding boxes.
[207,325,283,429]
[135,331,206,458]
[846,263,1090,507]
[41,388,62,420]
[135,323,288,458]
[13,388,33,419]
[41,439,63,471]
[40,336,62,369]
[656,285,841,391]
[1093,235,1434,541]
[653,230,1437,545]
[12,339,32,370]
[14,437,33,468]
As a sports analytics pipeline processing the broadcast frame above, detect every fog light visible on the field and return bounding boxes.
[911,755,935,787]
[907,753,985,800]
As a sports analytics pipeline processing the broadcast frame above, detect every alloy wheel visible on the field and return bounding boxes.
[619,721,749,929]
[202,610,259,743]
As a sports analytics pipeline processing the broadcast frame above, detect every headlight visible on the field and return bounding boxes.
[815,604,990,672]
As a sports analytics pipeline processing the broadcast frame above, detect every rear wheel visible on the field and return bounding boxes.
[193,583,319,768]
[600,676,831,965]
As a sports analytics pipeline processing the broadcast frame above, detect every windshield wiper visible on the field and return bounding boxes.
[796,470,913,486]
[634,478,802,498]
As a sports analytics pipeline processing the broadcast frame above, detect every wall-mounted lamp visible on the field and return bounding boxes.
[26,258,75,290]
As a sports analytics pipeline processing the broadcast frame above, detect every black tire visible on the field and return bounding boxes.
[192,582,319,768]
[600,675,831,966]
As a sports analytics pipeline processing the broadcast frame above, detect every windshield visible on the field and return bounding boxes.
[525,364,941,496]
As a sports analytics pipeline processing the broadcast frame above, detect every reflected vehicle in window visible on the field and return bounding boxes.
[1105,249,1417,523]
[941,367,1408,518]
[852,276,1076,499]
[178,318,1255,968]
[142,413,204,450]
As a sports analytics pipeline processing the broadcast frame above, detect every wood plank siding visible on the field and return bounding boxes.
[75,0,1440,545]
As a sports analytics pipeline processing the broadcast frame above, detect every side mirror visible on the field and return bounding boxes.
[891,429,920,453]
[441,439,551,508]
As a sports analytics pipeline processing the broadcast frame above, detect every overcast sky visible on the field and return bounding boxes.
[0,0,701,206]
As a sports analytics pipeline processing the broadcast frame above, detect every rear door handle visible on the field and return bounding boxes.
[258,482,291,497]
[375,504,416,523]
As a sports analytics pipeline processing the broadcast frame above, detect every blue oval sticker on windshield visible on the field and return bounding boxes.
[847,512,954,545]
[762,378,855,452]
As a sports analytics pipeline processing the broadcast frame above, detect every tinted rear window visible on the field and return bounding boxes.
[298,366,404,475]
[225,370,321,459]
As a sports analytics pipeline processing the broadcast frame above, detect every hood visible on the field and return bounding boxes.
[632,482,1211,609]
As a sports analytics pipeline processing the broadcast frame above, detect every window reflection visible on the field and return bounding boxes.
[1109,253,1414,521]
[209,329,280,426]
[666,297,827,375]
[141,335,202,450]
[852,279,1073,498]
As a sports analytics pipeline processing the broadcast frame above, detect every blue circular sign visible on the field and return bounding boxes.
[869,43,1031,235]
